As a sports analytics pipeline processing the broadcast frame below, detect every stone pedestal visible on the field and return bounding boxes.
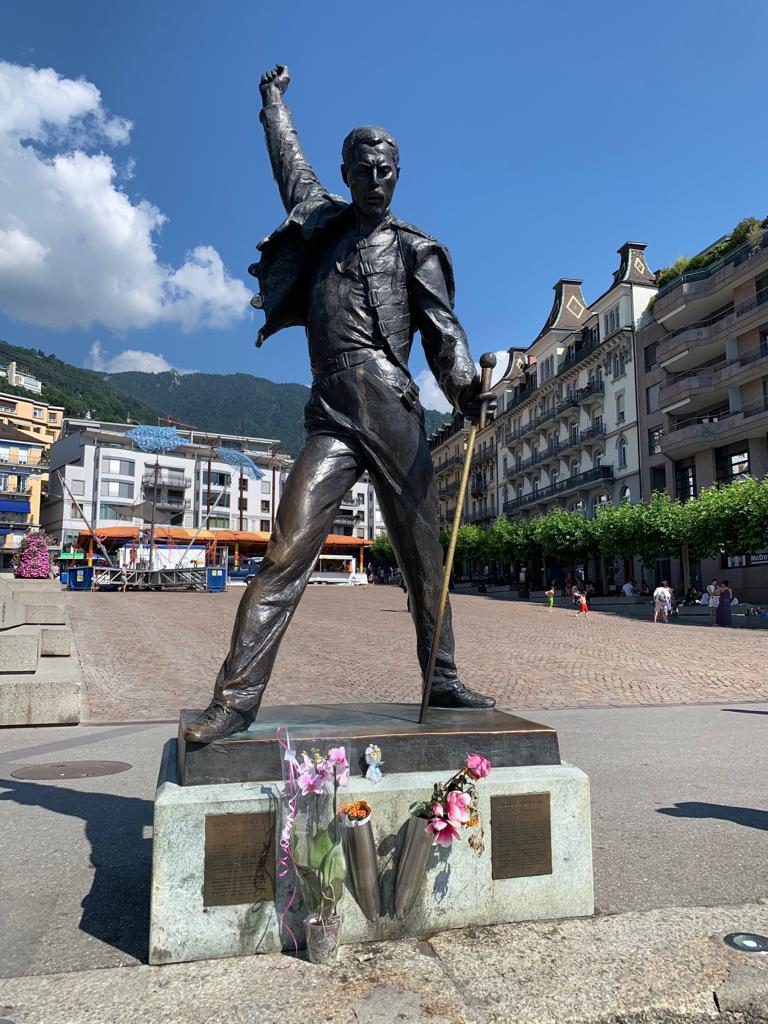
[149,738,593,965]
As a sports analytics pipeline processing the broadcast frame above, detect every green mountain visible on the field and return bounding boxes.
[108,370,452,456]
[0,339,158,423]
[0,340,451,456]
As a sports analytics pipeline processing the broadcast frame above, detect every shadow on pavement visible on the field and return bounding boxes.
[721,708,768,715]
[657,801,768,831]
[0,777,152,962]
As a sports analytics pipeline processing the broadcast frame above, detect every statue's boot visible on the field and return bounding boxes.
[183,701,255,742]
[428,682,496,710]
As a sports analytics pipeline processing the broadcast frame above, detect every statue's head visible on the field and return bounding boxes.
[341,126,400,219]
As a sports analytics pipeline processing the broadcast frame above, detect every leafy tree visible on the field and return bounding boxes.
[531,508,590,561]
[370,533,395,564]
[454,524,490,567]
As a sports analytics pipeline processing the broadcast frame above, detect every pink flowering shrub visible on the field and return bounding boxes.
[14,533,51,579]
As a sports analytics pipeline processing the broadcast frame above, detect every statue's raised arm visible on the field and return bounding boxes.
[259,65,325,213]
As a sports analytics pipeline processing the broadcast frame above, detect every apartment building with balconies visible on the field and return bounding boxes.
[638,222,768,598]
[496,244,655,531]
[0,422,48,568]
[43,419,293,550]
[428,413,471,530]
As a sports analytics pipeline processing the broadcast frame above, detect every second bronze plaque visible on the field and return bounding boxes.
[490,792,552,879]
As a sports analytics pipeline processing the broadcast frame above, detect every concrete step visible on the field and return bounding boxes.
[40,624,73,657]
[0,627,41,673]
[1,578,61,594]
[0,596,25,630]
[21,601,67,626]
[11,588,64,606]
[0,662,81,726]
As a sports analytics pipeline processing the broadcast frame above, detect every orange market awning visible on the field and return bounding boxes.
[77,526,371,551]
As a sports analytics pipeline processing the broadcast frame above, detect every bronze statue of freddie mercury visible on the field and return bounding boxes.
[185,65,496,743]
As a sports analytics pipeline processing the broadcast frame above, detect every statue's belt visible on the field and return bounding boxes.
[312,349,420,411]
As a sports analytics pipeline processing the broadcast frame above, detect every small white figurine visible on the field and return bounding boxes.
[364,744,383,784]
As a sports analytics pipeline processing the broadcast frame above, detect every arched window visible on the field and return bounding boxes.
[532,475,540,495]
[593,449,604,468]
[550,468,560,487]
[502,455,508,476]
[620,486,631,503]
[516,484,523,499]
[570,459,579,478]
[618,436,628,469]
[568,500,584,514]
[592,493,609,515]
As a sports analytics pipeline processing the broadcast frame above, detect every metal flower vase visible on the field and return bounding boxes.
[341,813,381,922]
[304,914,342,965]
[394,815,434,919]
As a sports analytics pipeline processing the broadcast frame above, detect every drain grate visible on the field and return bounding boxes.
[10,760,132,780]
[723,932,768,953]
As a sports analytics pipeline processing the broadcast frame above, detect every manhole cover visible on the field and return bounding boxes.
[10,760,132,780]
[724,932,768,953]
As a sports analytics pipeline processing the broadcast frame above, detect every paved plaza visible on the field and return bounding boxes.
[66,585,768,722]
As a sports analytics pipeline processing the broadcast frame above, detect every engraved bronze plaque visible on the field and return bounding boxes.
[491,792,552,879]
[203,811,276,907]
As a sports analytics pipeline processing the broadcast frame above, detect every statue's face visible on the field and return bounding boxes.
[342,142,398,219]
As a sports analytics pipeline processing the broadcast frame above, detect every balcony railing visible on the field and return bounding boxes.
[155,497,191,510]
[143,470,191,488]
[333,513,362,526]
[656,229,768,301]
[504,427,525,445]
[576,380,604,402]
[502,465,614,514]
[466,509,496,525]
[434,455,464,475]
[471,443,497,467]
[668,396,768,434]
[580,423,606,443]
[0,484,32,497]
[0,456,48,470]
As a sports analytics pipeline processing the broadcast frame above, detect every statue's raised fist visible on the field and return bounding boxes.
[259,65,290,102]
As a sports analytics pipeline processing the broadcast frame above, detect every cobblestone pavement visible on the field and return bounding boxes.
[66,586,768,721]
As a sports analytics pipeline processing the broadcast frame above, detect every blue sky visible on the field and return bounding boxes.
[1,1,766,408]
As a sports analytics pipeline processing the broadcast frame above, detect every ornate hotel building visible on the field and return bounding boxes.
[428,242,657,584]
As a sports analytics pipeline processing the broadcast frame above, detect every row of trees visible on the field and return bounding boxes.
[371,479,768,586]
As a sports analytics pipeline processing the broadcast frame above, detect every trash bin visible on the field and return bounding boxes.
[206,567,227,593]
[68,566,94,591]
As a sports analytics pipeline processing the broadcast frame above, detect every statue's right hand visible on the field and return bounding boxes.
[259,64,290,103]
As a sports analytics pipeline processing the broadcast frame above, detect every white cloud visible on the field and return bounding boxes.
[414,369,453,413]
[415,349,512,413]
[86,340,193,375]
[0,61,249,332]
[475,350,512,388]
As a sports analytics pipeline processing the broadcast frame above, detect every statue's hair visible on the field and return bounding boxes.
[341,125,400,170]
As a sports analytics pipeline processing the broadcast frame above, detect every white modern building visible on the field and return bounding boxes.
[43,418,388,549]
[43,420,293,550]
[0,361,43,395]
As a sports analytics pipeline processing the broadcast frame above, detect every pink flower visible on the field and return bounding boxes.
[327,746,350,787]
[466,754,492,780]
[426,816,462,846]
[446,790,471,825]
[297,755,328,796]
[431,803,445,818]
[297,770,327,796]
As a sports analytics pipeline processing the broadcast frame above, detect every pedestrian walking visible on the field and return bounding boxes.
[545,583,555,613]
[653,580,672,623]
[119,568,128,593]
[715,580,733,627]
[575,590,589,618]
[571,582,581,608]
